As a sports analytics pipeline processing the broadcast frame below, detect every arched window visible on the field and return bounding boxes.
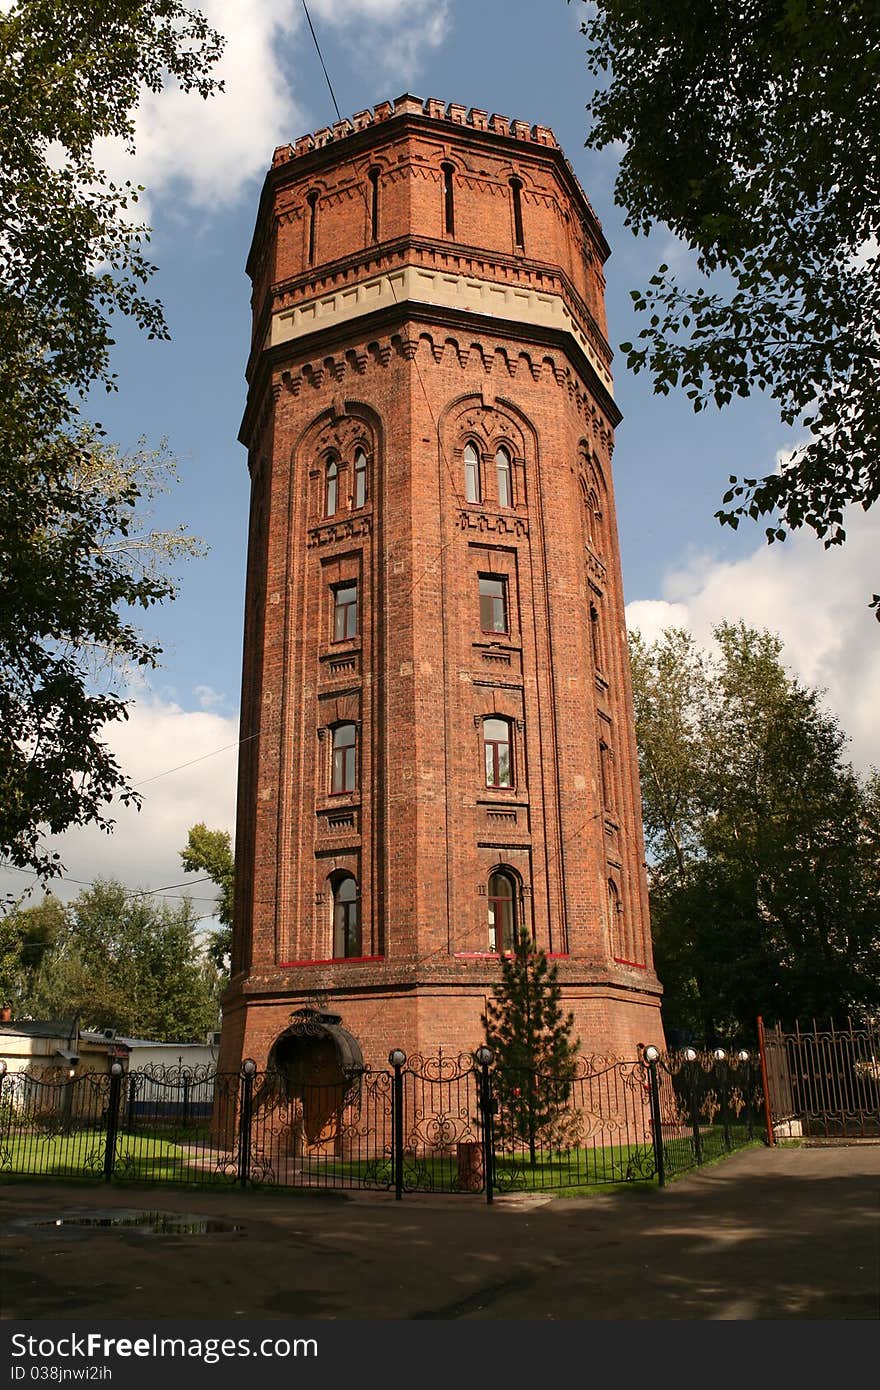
[495,446,512,508]
[488,870,517,952]
[325,459,339,518]
[368,167,380,241]
[483,717,512,788]
[332,875,361,958]
[589,602,603,671]
[464,442,480,503]
[599,740,614,811]
[306,190,318,266]
[441,162,455,236]
[331,723,357,794]
[352,448,367,509]
[510,177,524,250]
[608,878,623,958]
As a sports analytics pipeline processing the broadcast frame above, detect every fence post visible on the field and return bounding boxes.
[756,1016,775,1146]
[737,1050,754,1139]
[644,1047,665,1188]
[714,1049,731,1150]
[388,1049,406,1201]
[474,1045,495,1204]
[103,1062,124,1182]
[683,1048,703,1165]
[237,1059,257,1187]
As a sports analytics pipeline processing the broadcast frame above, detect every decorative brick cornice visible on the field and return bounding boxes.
[272,93,561,169]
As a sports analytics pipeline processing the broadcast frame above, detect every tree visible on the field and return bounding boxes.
[1,436,206,882]
[481,929,580,1164]
[18,879,221,1041]
[180,823,234,969]
[581,2,880,612]
[629,621,880,1038]
[0,894,66,1012]
[0,3,223,879]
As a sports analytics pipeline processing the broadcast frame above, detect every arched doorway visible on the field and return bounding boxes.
[265,1009,364,1156]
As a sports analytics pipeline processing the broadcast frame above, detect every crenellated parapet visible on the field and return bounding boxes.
[271,92,560,167]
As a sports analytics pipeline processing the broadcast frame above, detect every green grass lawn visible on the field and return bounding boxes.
[0,1127,238,1186]
[0,1122,760,1193]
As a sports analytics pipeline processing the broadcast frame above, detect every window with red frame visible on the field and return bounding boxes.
[479,575,508,634]
[332,874,361,957]
[331,723,357,794]
[333,583,357,642]
[483,717,512,788]
[488,869,517,952]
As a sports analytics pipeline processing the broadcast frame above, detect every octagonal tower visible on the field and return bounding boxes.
[220,94,663,1077]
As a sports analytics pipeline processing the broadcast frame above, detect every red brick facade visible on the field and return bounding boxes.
[221,95,664,1077]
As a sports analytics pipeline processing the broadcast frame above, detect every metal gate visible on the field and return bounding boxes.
[759,1017,880,1140]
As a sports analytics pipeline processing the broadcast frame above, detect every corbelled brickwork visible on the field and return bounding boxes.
[221,95,664,1078]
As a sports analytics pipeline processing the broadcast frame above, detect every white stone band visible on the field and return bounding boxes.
[269,265,614,396]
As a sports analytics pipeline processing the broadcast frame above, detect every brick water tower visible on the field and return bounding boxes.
[219,95,663,1083]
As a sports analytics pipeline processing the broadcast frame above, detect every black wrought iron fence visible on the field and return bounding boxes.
[0,1046,763,1198]
[759,1017,880,1140]
[647,1047,762,1182]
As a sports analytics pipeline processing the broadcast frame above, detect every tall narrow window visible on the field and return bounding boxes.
[324,459,338,517]
[599,740,614,812]
[306,190,318,266]
[495,447,512,508]
[488,870,516,952]
[331,723,357,794]
[368,167,380,241]
[353,448,367,508]
[333,875,361,958]
[442,162,455,236]
[589,603,603,671]
[464,442,480,503]
[510,177,524,250]
[608,878,624,958]
[333,583,357,642]
[479,576,508,634]
[483,717,512,788]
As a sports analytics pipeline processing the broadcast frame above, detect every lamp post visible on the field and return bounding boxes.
[474,1045,495,1204]
[238,1058,257,1187]
[104,1060,124,1182]
[388,1049,406,1200]
[643,1045,665,1186]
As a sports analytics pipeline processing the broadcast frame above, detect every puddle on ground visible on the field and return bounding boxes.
[25,1211,243,1235]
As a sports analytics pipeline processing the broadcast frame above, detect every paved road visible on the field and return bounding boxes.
[1,1144,877,1320]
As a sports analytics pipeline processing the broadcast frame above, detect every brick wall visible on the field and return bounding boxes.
[228,96,664,1079]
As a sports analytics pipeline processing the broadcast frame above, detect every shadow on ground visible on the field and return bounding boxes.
[1,1145,877,1320]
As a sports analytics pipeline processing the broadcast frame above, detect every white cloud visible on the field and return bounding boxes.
[1,697,239,915]
[93,1,304,215]
[90,0,452,216]
[626,509,880,774]
[313,0,451,84]
[193,684,228,712]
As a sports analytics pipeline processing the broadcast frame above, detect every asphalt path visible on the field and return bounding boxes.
[1,1143,877,1322]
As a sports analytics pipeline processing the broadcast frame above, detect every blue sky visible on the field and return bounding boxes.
[4,0,876,916]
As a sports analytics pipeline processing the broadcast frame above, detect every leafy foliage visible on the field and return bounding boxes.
[180,823,234,969]
[0,3,223,879]
[5,880,221,1041]
[581,2,880,611]
[629,621,880,1038]
[481,930,580,1163]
